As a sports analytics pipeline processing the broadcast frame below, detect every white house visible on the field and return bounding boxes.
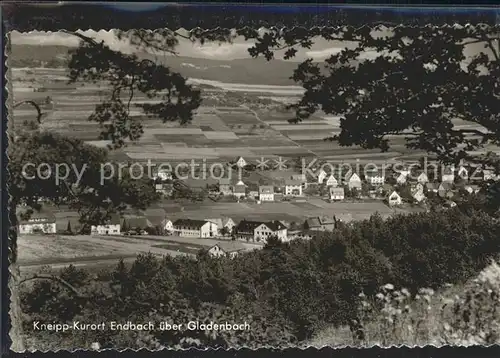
[162,219,174,232]
[285,179,303,196]
[291,174,308,189]
[396,172,409,185]
[347,173,362,190]
[317,169,327,184]
[208,243,246,259]
[259,186,275,202]
[329,187,345,201]
[235,220,288,242]
[235,156,247,168]
[222,217,236,234]
[155,168,173,181]
[18,210,57,234]
[387,191,402,206]
[441,166,455,183]
[412,190,426,203]
[483,169,499,181]
[233,180,247,199]
[173,219,218,238]
[365,170,385,186]
[325,175,339,187]
[91,215,121,235]
[457,166,469,180]
[417,172,429,184]
[254,221,288,243]
[464,185,481,194]
[412,183,425,194]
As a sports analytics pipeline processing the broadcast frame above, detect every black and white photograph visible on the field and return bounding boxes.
[7,25,500,351]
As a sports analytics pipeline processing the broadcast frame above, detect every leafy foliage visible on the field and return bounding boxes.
[20,209,500,349]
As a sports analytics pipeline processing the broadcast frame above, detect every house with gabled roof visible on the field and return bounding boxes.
[235,156,247,168]
[235,219,287,242]
[325,175,339,187]
[330,187,345,201]
[208,242,246,259]
[18,208,57,234]
[417,172,429,184]
[259,185,275,202]
[317,168,328,184]
[346,172,362,190]
[291,173,308,189]
[441,166,455,183]
[457,165,469,180]
[303,216,337,231]
[387,191,402,206]
[173,219,217,238]
[365,169,385,186]
[438,182,454,199]
[395,171,409,185]
[285,179,303,196]
[412,190,426,203]
[233,180,247,199]
[91,214,121,235]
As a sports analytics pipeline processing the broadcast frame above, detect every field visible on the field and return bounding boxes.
[14,67,496,169]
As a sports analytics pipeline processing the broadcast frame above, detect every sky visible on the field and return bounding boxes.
[10,29,489,62]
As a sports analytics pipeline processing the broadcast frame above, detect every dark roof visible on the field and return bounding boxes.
[17,209,56,225]
[236,220,264,232]
[212,242,246,253]
[234,184,246,193]
[305,216,336,228]
[173,219,209,228]
[439,182,453,191]
[100,214,121,225]
[122,216,152,229]
[285,179,302,186]
[365,170,384,178]
[259,186,274,194]
[265,220,287,231]
[330,187,345,194]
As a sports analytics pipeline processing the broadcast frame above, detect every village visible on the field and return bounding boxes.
[17,154,498,261]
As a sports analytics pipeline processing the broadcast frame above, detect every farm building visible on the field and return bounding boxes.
[259,185,275,202]
[303,216,337,232]
[91,214,121,235]
[208,242,246,259]
[330,187,345,201]
[18,209,57,234]
[173,219,218,238]
[285,179,303,196]
[387,191,402,206]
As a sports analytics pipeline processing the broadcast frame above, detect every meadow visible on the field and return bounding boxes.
[11,67,455,169]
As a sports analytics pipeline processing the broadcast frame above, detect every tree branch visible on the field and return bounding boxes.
[13,100,43,124]
[19,274,84,298]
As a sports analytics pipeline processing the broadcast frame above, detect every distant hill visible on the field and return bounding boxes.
[10,44,301,86]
